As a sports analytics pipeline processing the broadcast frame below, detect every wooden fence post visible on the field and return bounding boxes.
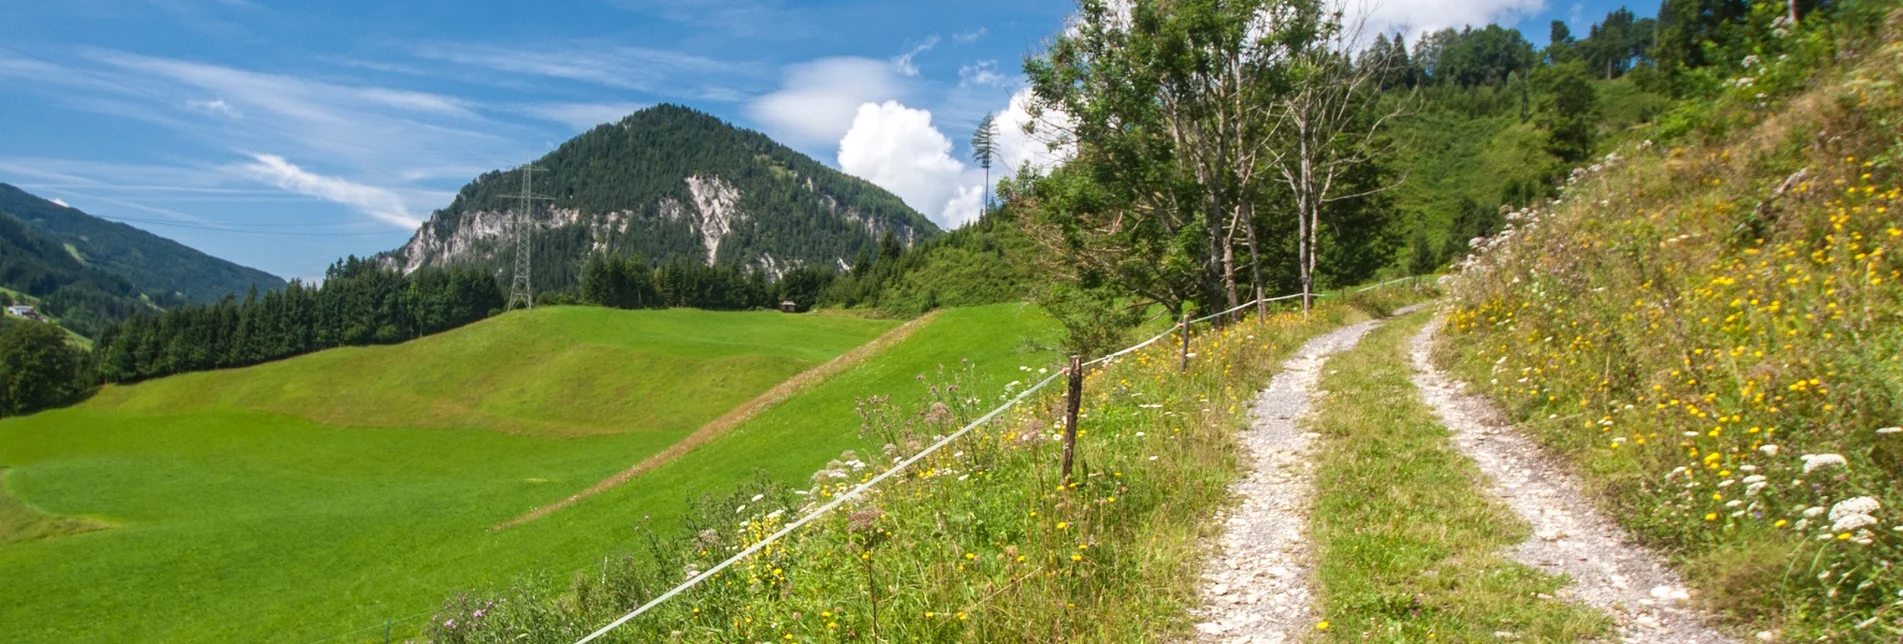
[1061,354,1083,482]
[1179,311,1191,372]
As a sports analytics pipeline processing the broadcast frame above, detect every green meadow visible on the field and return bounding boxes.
[0,304,1056,642]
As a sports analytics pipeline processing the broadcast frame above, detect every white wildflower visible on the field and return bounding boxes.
[750,494,765,502]
[1833,514,1879,532]
[1800,453,1847,474]
[1830,497,1881,521]
[1725,500,1743,508]
[1759,444,1780,457]
[1878,426,1902,435]
[1803,506,1827,518]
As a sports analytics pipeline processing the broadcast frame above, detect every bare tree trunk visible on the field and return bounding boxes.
[1242,199,1265,320]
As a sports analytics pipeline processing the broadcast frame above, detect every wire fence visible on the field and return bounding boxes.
[571,275,1432,643]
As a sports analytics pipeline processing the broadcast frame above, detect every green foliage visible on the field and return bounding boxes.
[817,209,1034,315]
[1533,60,1603,163]
[398,105,939,294]
[91,257,503,384]
[1440,14,1903,634]
[0,319,85,417]
[0,183,285,304]
[0,208,154,339]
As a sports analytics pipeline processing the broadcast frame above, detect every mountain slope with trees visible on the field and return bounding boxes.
[0,183,287,305]
[384,104,940,293]
[0,208,157,338]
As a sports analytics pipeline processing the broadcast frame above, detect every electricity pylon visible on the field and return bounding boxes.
[503,159,551,311]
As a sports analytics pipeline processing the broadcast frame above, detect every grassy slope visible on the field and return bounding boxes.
[86,307,890,437]
[420,289,1439,643]
[1439,16,1903,638]
[1308,312,1605,641]
[0,306,954,642]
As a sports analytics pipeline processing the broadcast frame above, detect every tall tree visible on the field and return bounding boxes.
[0,320,83,417]
[971,113,1000,213]
[1259,3,1407,311]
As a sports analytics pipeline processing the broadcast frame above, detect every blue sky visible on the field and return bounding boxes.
[0,0,1647,281]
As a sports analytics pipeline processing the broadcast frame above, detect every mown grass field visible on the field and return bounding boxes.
[0,304,1057,642]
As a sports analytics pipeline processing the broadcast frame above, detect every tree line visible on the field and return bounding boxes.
[87,258,503,386]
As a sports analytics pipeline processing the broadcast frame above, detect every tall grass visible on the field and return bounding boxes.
[425,293,1433,642]
[1309,313,1607,641]
[1438,10,1903,638]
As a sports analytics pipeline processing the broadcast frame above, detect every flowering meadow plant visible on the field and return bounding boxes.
[1439,18,1903,637]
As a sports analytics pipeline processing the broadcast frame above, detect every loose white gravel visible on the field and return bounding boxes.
[1408,316,1736,644]
[1192,311,1407,643]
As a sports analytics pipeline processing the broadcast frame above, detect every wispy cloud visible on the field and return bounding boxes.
[952,27,988,44]
[519,102,649,131]
[232,154,419,228]
[892,35,940,77]
[408,42,756,102]
[958,60,1007,88]
[747,57,906,148]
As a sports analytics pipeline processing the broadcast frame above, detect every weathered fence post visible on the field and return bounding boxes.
[1179,311,1191,372]
[1061,354,1083,482]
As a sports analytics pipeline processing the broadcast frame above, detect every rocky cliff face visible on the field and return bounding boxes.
[380,104,937,289]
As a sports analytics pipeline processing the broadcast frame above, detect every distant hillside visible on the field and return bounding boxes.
[0,209,155,337]
[384,104,940,291]
[0,184,288,303]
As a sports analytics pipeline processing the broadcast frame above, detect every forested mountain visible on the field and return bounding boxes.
[384,104,941,292]
[0,209,157,338]
[0,183,287,304]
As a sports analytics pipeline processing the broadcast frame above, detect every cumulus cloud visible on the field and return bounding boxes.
[748,57,903,148]
[1351,0,1546,40]
[892,35,940,76]
[837,101,984,228]
[233,154,420,228]
[991,88,1075,176]
[833,90,1075,229]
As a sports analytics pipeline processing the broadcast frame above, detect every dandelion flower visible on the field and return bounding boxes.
[1317,621,1330,631]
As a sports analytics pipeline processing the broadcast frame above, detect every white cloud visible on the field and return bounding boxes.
[952,28,988,44]
[49,198,69,207]
[233,154,420,228]
[958,60,1006,88]
[837,101,983,228]
[1352,0,1547,40]
[747,57,903,148]
[408,42,750,101]
[522,102,649,131]
[991,89,1075,176]
[892,35,940,77]
[187,98,241,118]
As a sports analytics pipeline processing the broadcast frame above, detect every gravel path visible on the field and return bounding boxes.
[1192,312,1401,642]
[1408,316,1736,644]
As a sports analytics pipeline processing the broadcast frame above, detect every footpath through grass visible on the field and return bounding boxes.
[1307,311,1607,642]
[423,290,1435,643]
[0,306,1053,643]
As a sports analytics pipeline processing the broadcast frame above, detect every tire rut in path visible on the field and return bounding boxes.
[1193,310,1408,643]
[1408,317,1736,644]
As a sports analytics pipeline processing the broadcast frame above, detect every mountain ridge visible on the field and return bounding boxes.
[382,104,940,291]
[0,183,288,303]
